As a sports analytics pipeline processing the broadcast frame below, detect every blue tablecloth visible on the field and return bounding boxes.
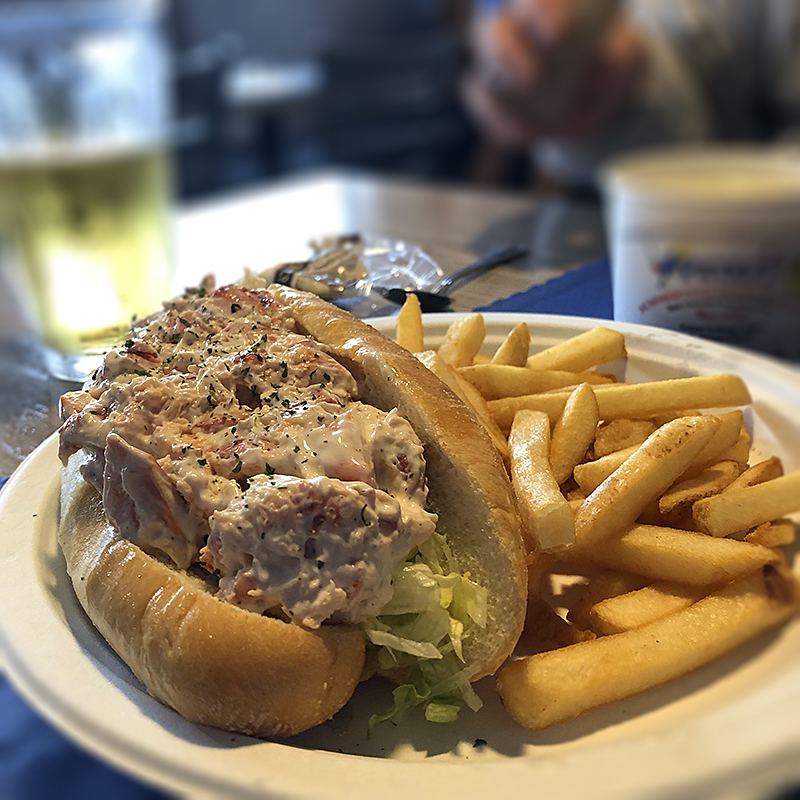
[477,257,613,319]
[0,477,166,799]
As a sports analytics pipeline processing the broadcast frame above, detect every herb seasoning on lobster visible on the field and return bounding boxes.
[57,282,526,736]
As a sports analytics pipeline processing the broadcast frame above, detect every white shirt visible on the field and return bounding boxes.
[534,0,800,186]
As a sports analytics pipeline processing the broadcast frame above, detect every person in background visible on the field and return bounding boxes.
[463,0,800,190]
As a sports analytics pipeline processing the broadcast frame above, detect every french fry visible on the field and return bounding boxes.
[509,410,575,552]
[572,416,721,552]
[592,419,657,459]
[576,412,745,495]
[589,581,709,634]
[564,484,587,503]
[572,445,638,495]
[725,456,784,493]
[395,293,424,353]
[549,384,599,486]
[636,498,666,527]
[415,315,799,730]
[524,593,596,650]
[496,564,800,730]
[491,322,530,366]
[658,460,743,526]
[458,364,612,401]
[558,523,781,585]
[745,519,796,548]
[415,350,509,462]
[648,409,701,425]
[566,569,649,630]
[568,497,584,512]
[526,327,626,372]
[437,313,486,368]
[488,374,752,433]
[693,470,800,537]
[678,410,747,479]
[717,429,752,466]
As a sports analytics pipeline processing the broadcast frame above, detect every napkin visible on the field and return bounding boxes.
[0,257,614,800]
[478,258,613,318]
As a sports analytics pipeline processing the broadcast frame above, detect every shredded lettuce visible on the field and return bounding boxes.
[365,532,488,727]
[365,628,442,660]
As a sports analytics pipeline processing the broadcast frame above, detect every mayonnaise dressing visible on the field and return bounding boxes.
[59,284,436,626]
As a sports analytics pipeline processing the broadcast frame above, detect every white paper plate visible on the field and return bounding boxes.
[1,314,800,800]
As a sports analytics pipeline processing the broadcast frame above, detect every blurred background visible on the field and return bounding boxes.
[162,0,530,199]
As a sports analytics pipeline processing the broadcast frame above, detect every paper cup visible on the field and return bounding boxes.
[602,146,800,360]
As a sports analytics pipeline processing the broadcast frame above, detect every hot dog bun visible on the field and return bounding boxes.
[58,284,527,737]
[270,285,527,679]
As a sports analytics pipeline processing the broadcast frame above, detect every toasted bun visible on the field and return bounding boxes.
[270,285,527,679]
[58,451,366,738]
[58,285,527,737]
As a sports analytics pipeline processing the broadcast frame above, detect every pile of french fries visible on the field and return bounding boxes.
[396,296,800,731]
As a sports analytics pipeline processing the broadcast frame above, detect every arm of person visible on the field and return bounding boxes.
[533,18,712,188]
[464,0,725,188]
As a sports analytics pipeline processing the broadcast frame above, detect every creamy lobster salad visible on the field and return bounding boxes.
[58,281,445,629]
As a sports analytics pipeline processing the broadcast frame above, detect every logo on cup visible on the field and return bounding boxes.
[650,249,784,290]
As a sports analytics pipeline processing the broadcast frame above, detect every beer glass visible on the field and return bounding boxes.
[0,1,173,382]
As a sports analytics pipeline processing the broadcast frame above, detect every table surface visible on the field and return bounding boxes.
[0,168,607,476]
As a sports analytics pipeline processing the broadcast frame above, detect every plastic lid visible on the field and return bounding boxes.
[602,146,800,205]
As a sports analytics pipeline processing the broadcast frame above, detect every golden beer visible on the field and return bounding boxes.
[0,146,173,362]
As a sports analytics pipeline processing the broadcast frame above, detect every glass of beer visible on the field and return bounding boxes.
[0,2,173,382]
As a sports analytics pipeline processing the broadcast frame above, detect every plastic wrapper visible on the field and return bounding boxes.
[273,234,445,318]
